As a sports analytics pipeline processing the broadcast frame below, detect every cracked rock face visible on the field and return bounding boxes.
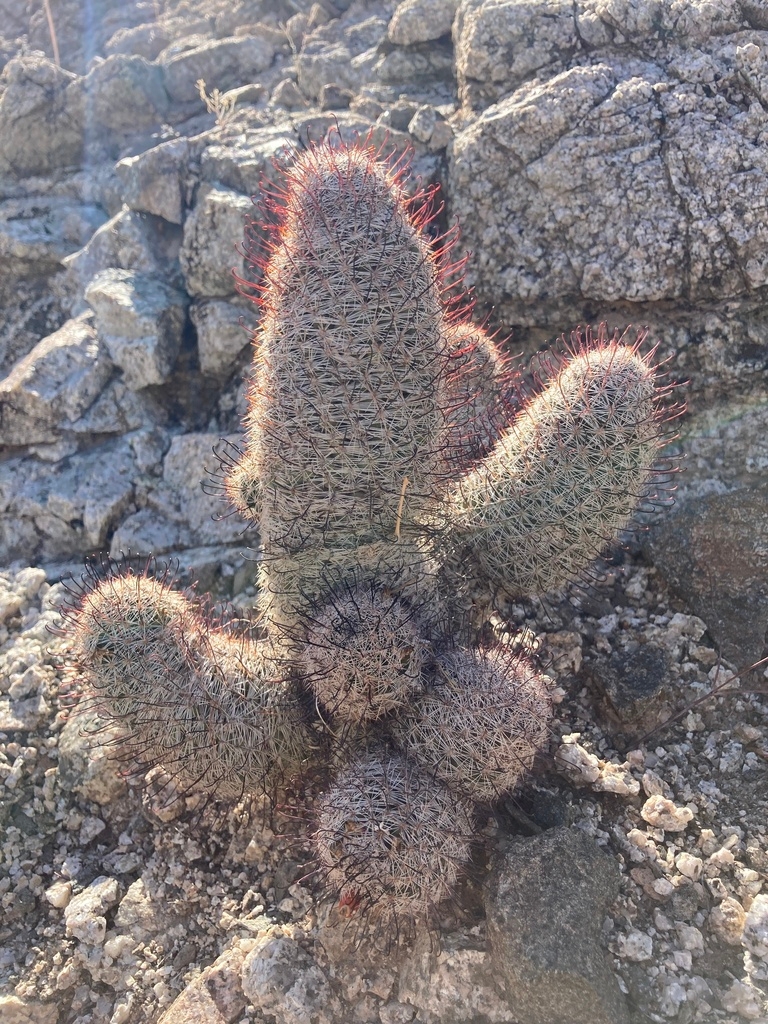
[451,8,768,321]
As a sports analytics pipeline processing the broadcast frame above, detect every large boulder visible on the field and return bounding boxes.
[180,186,253,297]
[83,53,169,138]
[0,55,85,178]
[449,0,768,584]
[0,314,113,447]
[484,827,629,1024]
[84,269,188,390]
[160,34,276,104]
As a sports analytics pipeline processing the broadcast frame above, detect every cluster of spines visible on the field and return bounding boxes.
[59,135,679,942]
[313,747,476,937]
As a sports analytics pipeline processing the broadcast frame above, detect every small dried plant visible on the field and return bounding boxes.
[196,77,237,126]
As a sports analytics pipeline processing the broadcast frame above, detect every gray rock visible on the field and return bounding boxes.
[114,878,165,936]
[109,431,246,557]
[0,281,69,379]
[162,35,276,105]
[318,83,354,111]
[241,930,340,1024]
[190,299,251,375]
[484,827,629,1024]
[57,709,128,806]
[116,138,192,224]
[374,44,455,84]
[454,0,579,110]
[180,186,252,297]
[272,78,309,111]
[0,54,85,178]
[296,3,391,101]
[65,876,120,945]
[449,10,768,329]
[63,208,183,294]
[105,22,173,61]
[389,0,458,44]
[0,996,58,1024]
[645,485,768,666]
[25,0,149,75]
[160,433,245,546]
[0,694,49,731]
[586,639,671,726]
[0,196,106,274]
[109,507,190,558]
[66,378,160,439]
[85,269,188,390]
[159,944,248,1024]
[83,54,169,138]
[0,313,114,447]
[199,124,295,196]
[0,438,137,563]
[454,0,743,110]
[395,932,518,1023]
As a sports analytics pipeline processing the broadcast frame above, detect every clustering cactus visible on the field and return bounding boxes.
[61,135,676,939]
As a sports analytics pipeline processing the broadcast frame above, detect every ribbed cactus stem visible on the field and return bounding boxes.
[300,582,427,723]
[442,332,665,600]
[314,749,475,928]
[394,646,553,802]
[65,568,311,798]
[443,321,512,468]
[240,141,453,636]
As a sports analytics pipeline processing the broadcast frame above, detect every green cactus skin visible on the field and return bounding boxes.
[314,749,475,930]
[300,582,427,724]
[64,566,312,799]
[440,331,668,602]
[393,646,553,802]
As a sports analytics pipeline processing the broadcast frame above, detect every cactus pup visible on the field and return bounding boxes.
[62,132,676,937]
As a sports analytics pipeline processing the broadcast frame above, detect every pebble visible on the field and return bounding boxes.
[720,978,764,1019]
[658,979,687,1017]
[45,880,73,909]
[743,894,768,960]
[640,796,694,832]
[676,924,704,953]
[675,852,703,881]
[593,761,640,796]
[653,878,675,897]
[616,930,653,961]
[708,896,746,945]
[64,876,120,945]
[556,735,600,784]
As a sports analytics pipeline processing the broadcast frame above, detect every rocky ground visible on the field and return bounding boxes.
[1,0,767,1023]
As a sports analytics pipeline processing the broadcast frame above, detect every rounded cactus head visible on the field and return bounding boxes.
[299,581,427,724]
[442,320,519,470]
[314,749,475,937]
[64,560,199,708]
[394,646,553,802]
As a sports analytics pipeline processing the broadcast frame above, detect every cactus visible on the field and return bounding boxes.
[393,645,553,802]
[62,562,312,800]
[314,749,475,930]
[438,329,669,601]
[61,133,676,935]
[299,580,428,724]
